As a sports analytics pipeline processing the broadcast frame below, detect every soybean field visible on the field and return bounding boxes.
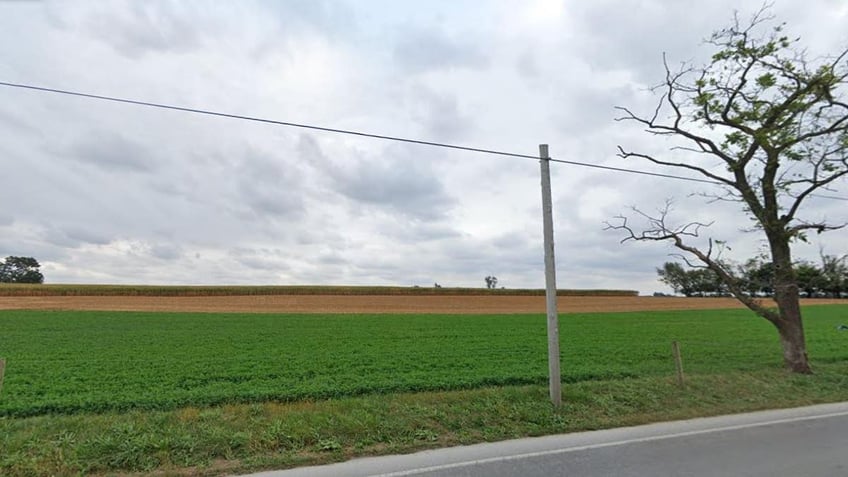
[1,306,847,417]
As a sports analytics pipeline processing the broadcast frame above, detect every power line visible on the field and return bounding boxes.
[810,194,848,202]
[0,81,542,161]
[0,80,845,198]
[0,80,718,185]
[548,157,718,184]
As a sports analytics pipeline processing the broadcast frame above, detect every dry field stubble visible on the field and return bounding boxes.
[0,294,843,313]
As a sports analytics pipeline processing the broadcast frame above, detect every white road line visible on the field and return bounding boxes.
[371,410,848,477]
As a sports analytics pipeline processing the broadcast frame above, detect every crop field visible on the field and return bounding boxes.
[2,305,847,418]
[0,284,638,297]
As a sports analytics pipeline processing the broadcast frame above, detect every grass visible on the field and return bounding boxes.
[2,364,848,477]
[0,283,638,296]
[1,306,847,417]
[2,305,847,476]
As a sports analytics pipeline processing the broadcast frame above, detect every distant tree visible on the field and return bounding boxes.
[0,256,44,284]
[794,261,826,297]
[434,282,442,288]
[697,263,732,296]
[484,276,498,289]
[675,257,844,298]
[658,262,727,296]
[819,253,848,298]
[738,258,775,296]
[657,262,697,296]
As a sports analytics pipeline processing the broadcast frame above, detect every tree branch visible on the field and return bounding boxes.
[615,147,735,186]
[605,204,781,325]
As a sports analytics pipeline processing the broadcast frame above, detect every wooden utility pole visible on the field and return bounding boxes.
[539,144,561,407]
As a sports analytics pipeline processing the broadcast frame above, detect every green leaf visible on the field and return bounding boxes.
[756,73,776,88]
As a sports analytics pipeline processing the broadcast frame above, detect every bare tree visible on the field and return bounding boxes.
[608,8,848,373]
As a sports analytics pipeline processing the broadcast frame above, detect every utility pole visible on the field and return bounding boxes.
[539,144,561,407]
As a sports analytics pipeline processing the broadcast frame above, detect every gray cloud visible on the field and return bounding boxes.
[380,220,462,243]
[229,247,292,272]
[262,0,356,38]
[66,131,155,173]
[0,224,70,262]
[515,49,541,79]
[60,1,205,58]
[316,250,346,266]
[0,108,39,135]
[408,86,473,141]
[231,147,306,220]
[393,26,489,74]
[150,243,182,260]
[62,225,113,245]
[568,1,735,84]
[427,233,540,280]
[334,160,453,220]
[299,135,455,220]
[43,226,89,249]
[553,85,639,135]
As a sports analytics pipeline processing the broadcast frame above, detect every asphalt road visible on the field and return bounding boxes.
[243,402,848,477]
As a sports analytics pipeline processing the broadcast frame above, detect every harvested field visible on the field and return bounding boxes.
[0,294,843,313]
[0,284,638,296]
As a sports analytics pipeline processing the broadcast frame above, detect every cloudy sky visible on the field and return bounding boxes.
[0,0,846,294]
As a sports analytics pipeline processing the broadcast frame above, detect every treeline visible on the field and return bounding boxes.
[658,255,848,298]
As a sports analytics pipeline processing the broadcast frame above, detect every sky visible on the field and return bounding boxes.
[0,0,846,294]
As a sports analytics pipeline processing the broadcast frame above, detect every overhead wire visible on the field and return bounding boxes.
[808,194,848,201]
[0,81,542,161]
[0,80,845,199]
[547,157,719,184]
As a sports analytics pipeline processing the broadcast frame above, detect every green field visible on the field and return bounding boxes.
[2,306,847,418]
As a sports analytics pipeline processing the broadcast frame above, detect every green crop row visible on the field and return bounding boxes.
[0,284,638,297]
[1,306,846,417]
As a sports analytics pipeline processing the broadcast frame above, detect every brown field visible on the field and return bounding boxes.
[0,284,638,297]
[0,295,844,314]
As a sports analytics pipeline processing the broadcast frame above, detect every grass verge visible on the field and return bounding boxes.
[2,362,847,477]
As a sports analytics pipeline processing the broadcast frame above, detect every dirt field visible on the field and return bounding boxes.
[0,295,844,314]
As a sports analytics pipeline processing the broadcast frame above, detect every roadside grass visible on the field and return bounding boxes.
[2,363,848,477]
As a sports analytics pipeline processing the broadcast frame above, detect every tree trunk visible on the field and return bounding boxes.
[769,236,813,374]
[773,302,812,373]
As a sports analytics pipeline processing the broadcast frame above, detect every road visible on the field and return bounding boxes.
[242,402,848,477]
